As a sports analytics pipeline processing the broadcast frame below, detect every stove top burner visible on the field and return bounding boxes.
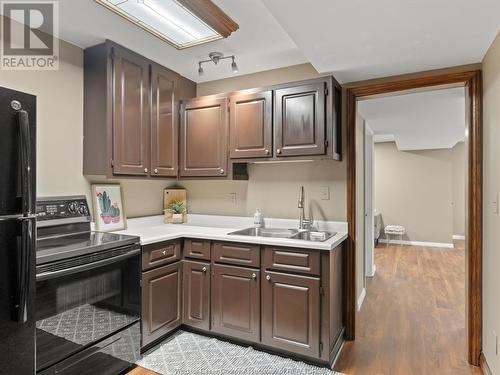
[35,196,139,265]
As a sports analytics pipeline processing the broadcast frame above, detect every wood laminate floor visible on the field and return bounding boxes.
[334,241,481,375]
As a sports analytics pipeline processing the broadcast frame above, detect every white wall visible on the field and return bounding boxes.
[89,159,347,221]
[355,113,365,305]
[452,142,466,236]
[374,142,455,244]
[0,33,90,201]
[364,125,375,277]
[482,30,500,374]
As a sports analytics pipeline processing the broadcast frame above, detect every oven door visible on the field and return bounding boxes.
[35,244,141,372]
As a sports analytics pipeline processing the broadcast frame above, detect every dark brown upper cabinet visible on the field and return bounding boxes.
[274,82,326,157]
[112,46,150,175]
[211,264,260,342]
[179,97,228,177]
[229,90,272,159]
[226,77,341,163]
[83,41,196,178]
[183,260,210,330]
[150,64,178,177]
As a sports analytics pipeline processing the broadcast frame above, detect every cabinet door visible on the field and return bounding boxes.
[212,264,260,342]
[151,64,178,177]
[262,271,320,357]
[229,91,272,159]
[179,97,228,177]
[142,262,182,347]
[112,46,150,175]
[274,82,326,157]
[183,260,210,330]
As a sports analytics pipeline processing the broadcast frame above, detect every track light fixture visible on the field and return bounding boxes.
[198,52,238,76]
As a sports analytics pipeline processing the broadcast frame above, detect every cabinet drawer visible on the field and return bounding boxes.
[142,241,181,271]
[212,242,260,267]
[184,239,211,260]
[263,247,320,275]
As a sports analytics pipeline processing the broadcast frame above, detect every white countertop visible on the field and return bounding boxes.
[112,214,348,251]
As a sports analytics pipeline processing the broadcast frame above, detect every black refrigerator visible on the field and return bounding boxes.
[0,86,36,374]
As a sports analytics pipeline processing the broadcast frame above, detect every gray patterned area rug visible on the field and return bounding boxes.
[137,330,344,375]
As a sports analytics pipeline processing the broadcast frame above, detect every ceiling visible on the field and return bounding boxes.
[357,87,466,150]
[55,0,307,82]
[261,0,499,82]
[52,0,498,83]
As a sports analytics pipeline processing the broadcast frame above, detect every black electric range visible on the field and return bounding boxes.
[35,196,141,375]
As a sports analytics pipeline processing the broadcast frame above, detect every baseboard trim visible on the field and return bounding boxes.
[366,264,376,277]
[357,288,366,311]
[379,239,454,249]
[453,234,466,240]
[480,352,492,375]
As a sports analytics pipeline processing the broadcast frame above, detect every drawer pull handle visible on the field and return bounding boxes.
[266,275,271,281]
[202,267,207,273]
[252,273,257,279]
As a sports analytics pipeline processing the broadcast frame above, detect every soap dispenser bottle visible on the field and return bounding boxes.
[253,209,264,228]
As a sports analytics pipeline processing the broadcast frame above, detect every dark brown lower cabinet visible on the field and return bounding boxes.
[212,264,260,342]
[141,239,344,365]
[183,260,210,330]
[262,270,320,358]
[142,262,182,347]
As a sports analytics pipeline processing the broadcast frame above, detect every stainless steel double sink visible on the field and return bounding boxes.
[228,227,337,242]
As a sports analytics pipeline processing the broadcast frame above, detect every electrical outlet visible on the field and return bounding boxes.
[229,193,237,204]
[320,186,330,200]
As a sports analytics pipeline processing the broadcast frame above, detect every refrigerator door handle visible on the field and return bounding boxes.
[15,217,34,323]
[17,110,32,216]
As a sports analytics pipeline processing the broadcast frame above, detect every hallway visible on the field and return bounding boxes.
[335,242,481,375]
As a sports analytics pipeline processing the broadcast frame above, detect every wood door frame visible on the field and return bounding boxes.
[345,70,482,366]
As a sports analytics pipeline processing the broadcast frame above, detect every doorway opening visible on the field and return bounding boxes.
[343,70,482,367]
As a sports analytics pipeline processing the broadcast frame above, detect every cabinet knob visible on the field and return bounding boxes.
[276,149,282,155]
[154,168,158,174]
[265,149,270,155]
[144,168,148,173]
[252,273,257,279]
[162,250,166,255]
[202,267,207,273]
[219,168,225,175]
[266,275,271,281]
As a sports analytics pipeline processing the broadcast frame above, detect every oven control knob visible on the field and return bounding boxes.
[78,205,88,215]
[68,202,78,213]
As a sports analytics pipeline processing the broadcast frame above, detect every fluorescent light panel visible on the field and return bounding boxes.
[95,0,222,49]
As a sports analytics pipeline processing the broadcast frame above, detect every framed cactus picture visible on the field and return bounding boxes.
[91,184,127,232]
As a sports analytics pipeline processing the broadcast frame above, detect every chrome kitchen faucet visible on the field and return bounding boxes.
[298,186,312,230]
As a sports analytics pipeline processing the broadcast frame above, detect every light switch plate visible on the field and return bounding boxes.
[320,186,330,200]
[493,193,498,215]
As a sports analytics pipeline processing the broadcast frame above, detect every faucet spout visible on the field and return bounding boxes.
[298,186,310,230]
[298,186,305,208]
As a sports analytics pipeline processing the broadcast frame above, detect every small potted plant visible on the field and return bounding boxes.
[168,199,185,224]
